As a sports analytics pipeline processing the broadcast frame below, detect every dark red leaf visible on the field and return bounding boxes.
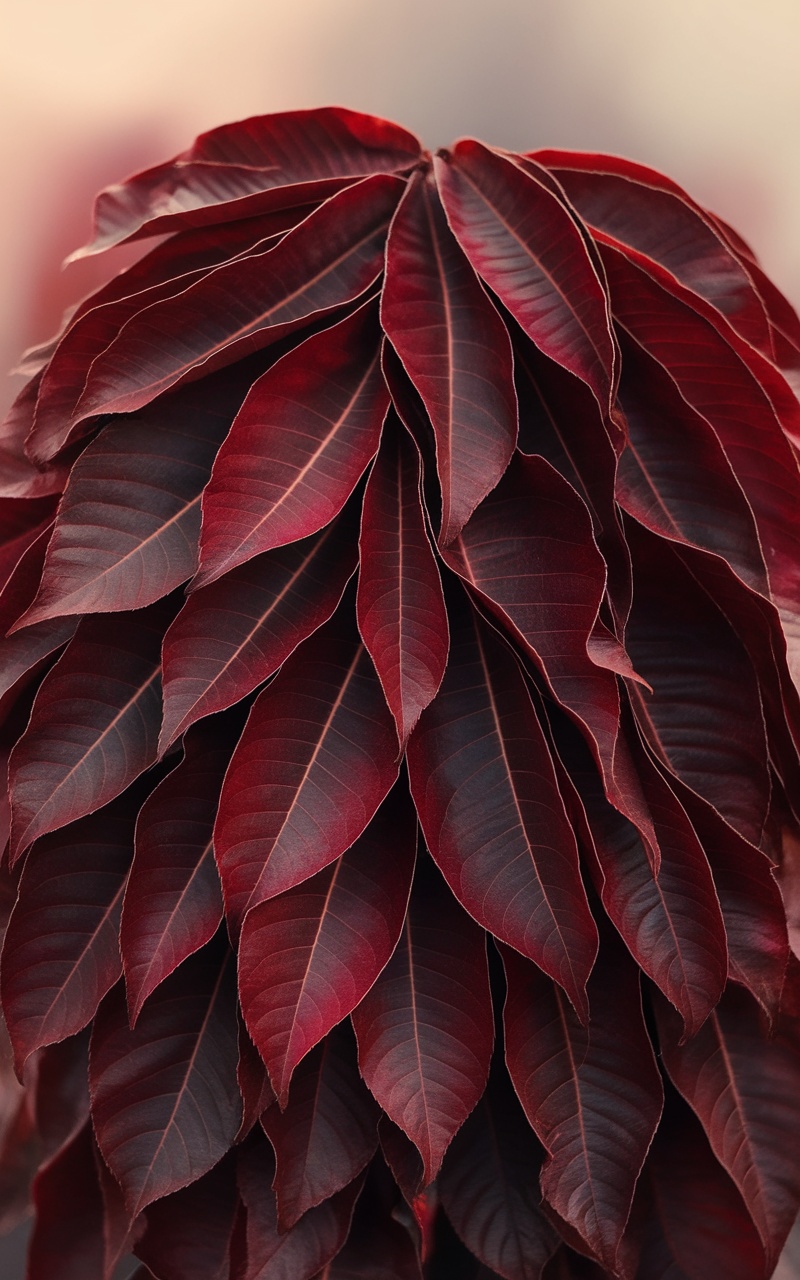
[196,301,387,588]
[439,1065,559,1280]
[378,1113,426,1206]
[94,1139,144,1279]
[90,944,241,1218]
[261,1021,379,1229]
[0,373,67,498]
[76,107,420,256]
[26,1123,104,1280]
[160,506,358,750]
[351,857,494,1184]
[1,789,139,1072]
[8,597,172,862]
[655,982,800,1268]
[435,142,616,414]
[70,175,403,425]
[381,170,518,542]
[136,1151,239,1280]
[320,1158,423,1280]
[357,417,449,743]
[502,937,663,1275]
[236,1020,276,1143]
[0,529,77,706]
[120,715,240,1023]
[33,1030,91,1161]
[406,597,597,1016]
[235,1132,363,1280]
[214,607,400,931]
[238,783,415,1101]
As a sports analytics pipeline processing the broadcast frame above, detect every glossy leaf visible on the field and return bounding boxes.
[351,858,494,1184]
[238,784,416,1102]
[90,943,241,1218]
[196,301,388,587]
[381,170,518,542]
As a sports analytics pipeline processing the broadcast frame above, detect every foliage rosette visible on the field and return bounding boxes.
[0,106,799,1280]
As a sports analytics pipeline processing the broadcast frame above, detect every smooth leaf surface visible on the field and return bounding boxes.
[136,1151,239,1280]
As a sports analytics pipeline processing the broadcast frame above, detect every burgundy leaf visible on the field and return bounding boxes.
[20,370,252,624]
[237,1020,276,1143]
[160,507,358,750]
[378,1112,426,1206]
[439,1065,559,1280]
[238,783,416,1101]
[120,715,240,1023]
[70,176,403,425]
[502,938,663,1275]
[381,170,518,542]
[261,1021,379,1228]
[196,301,388,587]
[90,944,241,1218]
[136,1151,239,1280]
[214,607,400,931]
[357,417,449,743]
[236,1132,363,1280]
[351,857,494,1184]
[321,1159,423,1280]
[0,373,67,498]
[26,1123,105,1280]
[33,1029,91,1161]
[0,529,77,706]
[8,597,173,861]
[94,1138,145,1279]
[1,789,140,1072]
[435,142,616,413]
[407,596,597,1016]
[655,982,800,1268]
[77,107,420,256]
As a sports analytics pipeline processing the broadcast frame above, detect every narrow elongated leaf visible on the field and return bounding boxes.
[378,1113,425,1206]
[381,171,518,542]
[70,176,403,425]
[160,508,358,750]
[196,301,388,587]
[407,598,597,1015]
[435,142,616,412]
[33,1030,91,1162]
[136,1151,239,1280]
[214,609,400,931]
[261,1022,379,1228]
[236,1133,363,1280]
[655,984,800,1268]
[1,789,138,1073]
[357,418,449,743]
[21,371,252,624]
[439,1066,559,1280]
[26,1123,105,1280]
[90,943,241,1218]
[0,372,67,498]
[0,530,77,704]
[77,107,420,256]
[321,1160,424,1280]
[502,938,663,1274]
[351,858,494,1183]
[8,597,172,861]
[120,716,240,1023]
[238,784,416,1101]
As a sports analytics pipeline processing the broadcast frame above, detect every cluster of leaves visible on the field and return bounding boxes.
[1,107,800,1280]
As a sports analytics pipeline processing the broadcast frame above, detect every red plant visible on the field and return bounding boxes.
[0,107,799,1280]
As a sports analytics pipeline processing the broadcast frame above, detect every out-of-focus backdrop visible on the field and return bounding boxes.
[1,0,800,1275]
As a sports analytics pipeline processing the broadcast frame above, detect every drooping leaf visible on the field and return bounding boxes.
[351,857,494,1184]
[381,170,518,543]
[320,1158,424,1280]
[90,942,241,1218]
[0,529,77,705]
[26,1123,105,1280]
[407,595,598,1016]
[214,606,400,931]
[33,1029,91,1162]
[135,1151,239,1280]
[238,783,416,1101]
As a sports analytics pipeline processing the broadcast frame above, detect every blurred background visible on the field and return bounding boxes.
[1,0,800,1274]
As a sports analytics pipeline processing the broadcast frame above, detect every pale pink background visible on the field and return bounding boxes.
[1,0,799,1275]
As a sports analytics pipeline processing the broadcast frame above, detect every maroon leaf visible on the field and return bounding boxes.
[381,171,518,542]
[120,715,240,1023]
[439,1065,559,1280]
[90,944,241,1218]
[502,938,663,1275]
[0,373,67,498]
[351,857,494,1184]
[8,597,173,861]
[655,982,800,1268]
[237,1020,276,1143]
[435,142,616,413]
[261,1021,379,1229]
[236,1131,363,1280]
[0,529,77,706]
[1,789,139,1072]
[214,607,400,931]
[136,1151,239,1280]
[407,597,597,1016]
[238,783,416,1101]
[33,1030,91,1161]
[70,176,403,425]
[196,301,388,588]
[160,507,358,750]
[20,369,252,624]
[26,1123,105,1280]
[378,1113,426,1206]
[76,107,420,256]
[357,417,449,743]
[321,1159,424,1279]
